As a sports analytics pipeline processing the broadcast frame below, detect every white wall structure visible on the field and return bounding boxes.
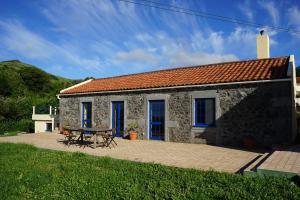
[288,55,298,141]
[295,80,300,108]
[32,106,59,133]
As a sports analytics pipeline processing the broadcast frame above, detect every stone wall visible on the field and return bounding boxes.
[217,82,292,147]
[168,91,191,142]
[59,81,293,147]
[59,97,80,128]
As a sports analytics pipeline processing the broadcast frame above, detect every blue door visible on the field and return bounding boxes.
[82,102,92,128]
[149,100,165,140]
[112,101,124,137]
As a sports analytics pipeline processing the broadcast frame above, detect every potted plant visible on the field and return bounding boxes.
[127,122,138,140]
[243,135,256,149]
[62,122,71,135]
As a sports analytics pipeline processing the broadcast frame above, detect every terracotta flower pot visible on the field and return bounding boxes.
[129,131,137,140]
[243,137,256,149]
[63,130,71,136]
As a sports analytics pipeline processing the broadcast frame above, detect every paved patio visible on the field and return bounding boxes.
[258,145,300,176]
[0,133,260,173]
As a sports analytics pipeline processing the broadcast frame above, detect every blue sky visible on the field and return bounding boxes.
[1,0,300,79]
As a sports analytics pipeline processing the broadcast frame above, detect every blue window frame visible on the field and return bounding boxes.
[82,102,92,128]
[194,98,215,127]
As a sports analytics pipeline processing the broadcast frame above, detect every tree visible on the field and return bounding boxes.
[19,67,51,93]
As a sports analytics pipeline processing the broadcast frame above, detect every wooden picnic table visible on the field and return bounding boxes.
[66,127,113,148]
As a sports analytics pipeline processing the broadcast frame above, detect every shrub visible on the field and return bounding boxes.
[0,96,58,121]
[297,111,300,119]
[0,119,34,134]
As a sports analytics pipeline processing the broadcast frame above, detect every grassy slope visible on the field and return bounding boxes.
[0,143,299,200]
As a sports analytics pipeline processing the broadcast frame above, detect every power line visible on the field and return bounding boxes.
[117,0,300,35]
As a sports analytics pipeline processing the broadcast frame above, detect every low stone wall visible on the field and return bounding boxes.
[59,81,293,147]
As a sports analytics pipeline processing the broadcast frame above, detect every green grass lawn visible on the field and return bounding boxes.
[0,143,299,200]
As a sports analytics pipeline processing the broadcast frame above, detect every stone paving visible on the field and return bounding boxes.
[0,133,260,173]
[259,145,300,175]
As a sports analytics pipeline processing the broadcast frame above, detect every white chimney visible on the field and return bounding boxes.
[256,30,270,59]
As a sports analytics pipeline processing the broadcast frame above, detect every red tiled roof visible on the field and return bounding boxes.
[61,56,290,94]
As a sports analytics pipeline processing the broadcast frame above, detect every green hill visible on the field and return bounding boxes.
[0,60,80,133]
[0,60,79,96]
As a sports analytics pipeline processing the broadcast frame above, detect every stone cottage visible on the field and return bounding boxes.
[58,33,298,147]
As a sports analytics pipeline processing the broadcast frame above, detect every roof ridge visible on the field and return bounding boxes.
[93,56,289,82]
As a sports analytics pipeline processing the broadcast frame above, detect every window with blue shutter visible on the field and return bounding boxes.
[194,98,215,127]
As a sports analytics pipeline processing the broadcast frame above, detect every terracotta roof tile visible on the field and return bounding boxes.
[61,56,290,94]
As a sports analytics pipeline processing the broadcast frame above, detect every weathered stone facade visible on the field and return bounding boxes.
[59,81,294,147]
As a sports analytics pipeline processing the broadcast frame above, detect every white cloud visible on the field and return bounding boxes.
[0,20,103,71]
[208,32,224,53]
[41,0,144,40]
[3,1,280,78]
[238,0,254,21]
[190,30,225,54]
[166,50,238,66]
[227,27,257,53]
[0,20,56,59]
[115,49,159,65]
[36,0,257,71]
[0,19,261,77]
[286,6,300,38]
[258,1,279,25]
[288,6,300,27]
[136,33,153,43]
[117,30,239,68]
[227,27,277,57]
